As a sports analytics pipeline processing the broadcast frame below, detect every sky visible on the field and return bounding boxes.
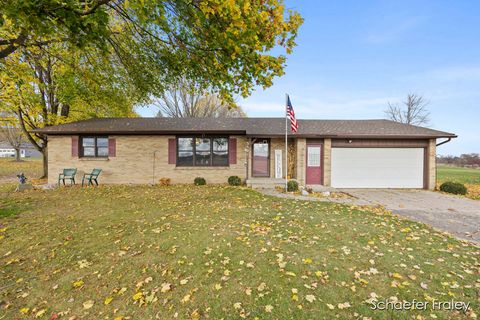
[137,0,480,155]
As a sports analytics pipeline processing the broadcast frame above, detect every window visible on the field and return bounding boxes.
[176,136,229,166]
[195,138,211,166]
[177,137,194,166]
[80,136,109,157]
[307,146,321,167]
[212,137,228,166]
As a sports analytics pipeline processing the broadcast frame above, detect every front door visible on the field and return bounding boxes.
[306,144,322,185]
[252,140,270,177]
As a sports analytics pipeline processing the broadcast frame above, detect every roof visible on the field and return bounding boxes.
[32,117,457,139]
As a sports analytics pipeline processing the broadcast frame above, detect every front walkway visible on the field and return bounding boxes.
[261,188,480,244]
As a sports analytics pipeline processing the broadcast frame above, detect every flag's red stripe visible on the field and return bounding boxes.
[287,103,298,133]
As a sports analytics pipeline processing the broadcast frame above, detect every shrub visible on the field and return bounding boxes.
[158,178,171,186]
[439,181,467,195]
[287,180,299,192]
[228,176,242,186]
[194,177,206,186]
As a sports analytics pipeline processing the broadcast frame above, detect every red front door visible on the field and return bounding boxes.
[306,144,322,185]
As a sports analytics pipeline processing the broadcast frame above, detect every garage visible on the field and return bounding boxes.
[331,148,425,188]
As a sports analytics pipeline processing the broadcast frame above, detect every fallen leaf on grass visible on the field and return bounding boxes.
[117,287,127,296]
[78,259,92,269]
[338,302,351,309]
[83,300,94,309]
[161,283,172,293]
[35,309,46,318]
[19,308,29,314]
[132,292,143,301]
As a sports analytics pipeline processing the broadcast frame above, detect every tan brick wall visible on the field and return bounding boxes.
[428,138,436,190]
[323,138,332,186]
[48,135,247,185]
[296,138,306,185]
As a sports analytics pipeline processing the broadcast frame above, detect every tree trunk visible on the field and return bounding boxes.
[14,148,21,161]
[41,147,48,179]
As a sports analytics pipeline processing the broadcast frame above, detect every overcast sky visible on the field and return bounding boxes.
[137,0,480,156]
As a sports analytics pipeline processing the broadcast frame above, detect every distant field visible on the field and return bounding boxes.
[437,165,480,184]
[0,158,43,181]
[437,165,480,200]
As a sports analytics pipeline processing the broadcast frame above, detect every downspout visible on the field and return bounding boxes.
[433,137,452,190]
[436,138,452,147]
[245,139,250,182]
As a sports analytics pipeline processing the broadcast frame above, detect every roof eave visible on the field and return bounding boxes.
[246,134,458,139]
[32,130,247,135]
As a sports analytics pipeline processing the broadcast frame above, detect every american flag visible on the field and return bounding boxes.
[286,95,298,133]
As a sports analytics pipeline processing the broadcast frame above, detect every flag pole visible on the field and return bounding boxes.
[285,93,288,192]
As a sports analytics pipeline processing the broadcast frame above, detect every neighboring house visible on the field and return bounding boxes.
[34,118,456,189]
[0,141,42,158]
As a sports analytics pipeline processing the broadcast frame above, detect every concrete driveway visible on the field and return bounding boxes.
[341,189,480,244]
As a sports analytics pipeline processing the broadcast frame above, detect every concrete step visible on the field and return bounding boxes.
[247,178,286,189]
[306,184,337,192]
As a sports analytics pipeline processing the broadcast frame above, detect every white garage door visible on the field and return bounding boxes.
[331,148,424,188]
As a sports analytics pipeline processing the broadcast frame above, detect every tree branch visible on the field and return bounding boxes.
[0,33,27,59]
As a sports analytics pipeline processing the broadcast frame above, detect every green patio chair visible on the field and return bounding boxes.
[82,169,102,187]
[58,168,77,186]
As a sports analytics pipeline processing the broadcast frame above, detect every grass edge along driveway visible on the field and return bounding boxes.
[0,185,478,319]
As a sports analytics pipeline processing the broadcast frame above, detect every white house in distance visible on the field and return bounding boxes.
[0,140,42,158]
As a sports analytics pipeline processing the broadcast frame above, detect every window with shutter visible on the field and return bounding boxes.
[228,138,237,165]
[108,138,116,157]
[71,136,79,157]
[168,138,176,164]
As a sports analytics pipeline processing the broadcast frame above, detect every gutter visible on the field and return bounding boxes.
[436,138,452,147]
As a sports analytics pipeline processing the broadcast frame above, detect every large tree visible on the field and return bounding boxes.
[1,1,302,177]
[1,0,303,103]
[0,44,139,177]
[155,79,246,118]
[385,93,430,126]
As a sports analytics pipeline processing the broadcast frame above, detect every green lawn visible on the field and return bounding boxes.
[0,158,43,181]
[437,165,480,199]
[0,185,478,319]
[437,165,480,185]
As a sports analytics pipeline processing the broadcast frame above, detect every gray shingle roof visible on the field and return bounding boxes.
[33,117,456,138]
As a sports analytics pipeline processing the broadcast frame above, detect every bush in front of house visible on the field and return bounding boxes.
[439,181,467,195]
[228,176,242,186]
[158,178,171,186]
[287,180,299,192]
[194,177,206,186]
